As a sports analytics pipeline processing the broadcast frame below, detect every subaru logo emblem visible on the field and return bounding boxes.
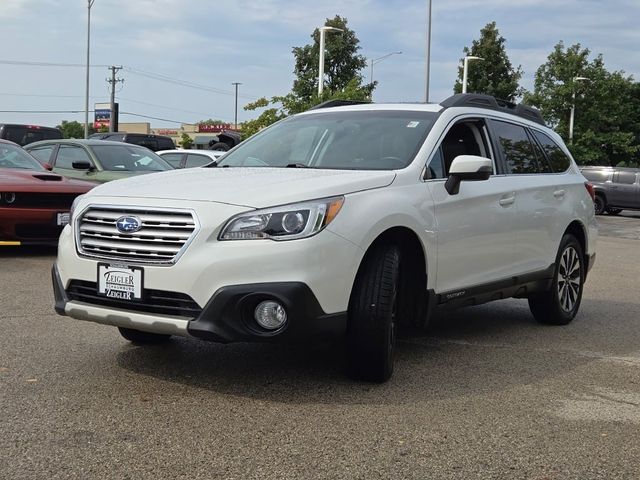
[115,216,142,234]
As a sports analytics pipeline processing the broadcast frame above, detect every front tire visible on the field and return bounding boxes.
[118,327,171,345]
[528,234,584,325]
[607,208,622,215]
[347,244,400,382]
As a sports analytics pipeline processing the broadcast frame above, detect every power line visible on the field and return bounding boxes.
[0,58,260,101]
[0,109,187,124]
[124,67,257,100]
[119,112,189,124]
[0,92,223,118]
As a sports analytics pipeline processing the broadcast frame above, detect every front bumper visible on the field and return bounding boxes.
[0,207,68,244]
[53,264,346,342]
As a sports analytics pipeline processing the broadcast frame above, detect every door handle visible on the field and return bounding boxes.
[553,189,566,198]
[499,195,515,207]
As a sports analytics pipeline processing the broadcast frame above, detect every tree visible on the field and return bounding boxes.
[241,15,374,138]
[454,22,523,101]
[56,120,91,139]
[179,132,193,149]
[197,119,227,126]
[525,42,640,166]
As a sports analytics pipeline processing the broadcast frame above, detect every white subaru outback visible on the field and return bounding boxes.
[53,94,597,382]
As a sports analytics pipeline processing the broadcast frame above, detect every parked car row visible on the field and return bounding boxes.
[0,134,224,245]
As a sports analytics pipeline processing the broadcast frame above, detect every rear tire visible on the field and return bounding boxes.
[593,195,606,215]
[528,234,584,325]
[347,244,400,382]
[210,142,230,151]
[118,327,171,345]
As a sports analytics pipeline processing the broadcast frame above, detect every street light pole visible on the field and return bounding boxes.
[425,0,432,102]
[84,0,95,139]
[318,26,343,96]
[370,51,402,84]
[569,76,589,145]
[462,56,483,94]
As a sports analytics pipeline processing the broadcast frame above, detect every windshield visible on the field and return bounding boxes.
[217,110,438,170]
[0,143,45,170]
[91,145,173,172]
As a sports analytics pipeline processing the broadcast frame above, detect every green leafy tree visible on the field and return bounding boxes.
[525,42,639,166]
[56,120,91,139]
[241,15,374,139]
[197,119,227,126]
[454,22,523,101]
[179,132,193,149]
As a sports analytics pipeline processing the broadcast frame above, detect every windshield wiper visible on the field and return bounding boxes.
[285,163,309,168]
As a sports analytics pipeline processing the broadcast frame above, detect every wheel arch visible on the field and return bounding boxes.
[564,220,588,267]
[349,226,431,327]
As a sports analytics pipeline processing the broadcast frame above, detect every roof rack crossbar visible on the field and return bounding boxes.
[440,93,545,126]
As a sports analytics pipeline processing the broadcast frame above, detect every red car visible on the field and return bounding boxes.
[0,139,96,245]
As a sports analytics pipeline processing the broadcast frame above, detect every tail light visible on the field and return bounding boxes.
[584,182,595,201]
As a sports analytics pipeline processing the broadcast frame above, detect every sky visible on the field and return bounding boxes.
[0,0,638,129]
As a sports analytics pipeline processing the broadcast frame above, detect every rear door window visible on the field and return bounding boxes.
[490,120,539,174]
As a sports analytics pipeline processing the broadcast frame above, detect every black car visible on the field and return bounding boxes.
[580,166,640,214]
[89,132,175,151]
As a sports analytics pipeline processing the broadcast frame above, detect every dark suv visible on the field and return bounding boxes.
[0,124,63,146]
[580,166,639,215]
[89,132,175,152]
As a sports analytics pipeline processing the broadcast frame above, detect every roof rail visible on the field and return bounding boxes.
[440,93,545,126]
[308,99,371,110]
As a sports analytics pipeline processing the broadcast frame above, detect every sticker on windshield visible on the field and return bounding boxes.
[406,121,420,128]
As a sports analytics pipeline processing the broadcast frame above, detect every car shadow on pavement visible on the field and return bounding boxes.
[114,298,613,405]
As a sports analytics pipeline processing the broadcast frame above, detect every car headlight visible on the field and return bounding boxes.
[219,196,344,241]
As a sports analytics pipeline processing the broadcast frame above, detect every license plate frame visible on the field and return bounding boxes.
[97,263,144,301]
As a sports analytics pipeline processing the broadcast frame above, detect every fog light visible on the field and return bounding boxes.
[254,300,287,330]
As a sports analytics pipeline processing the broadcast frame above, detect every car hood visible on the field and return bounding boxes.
[87,167,396,208]
[0,168,97,192]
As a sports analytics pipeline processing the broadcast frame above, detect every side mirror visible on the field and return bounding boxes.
[72,161,93,171]
[445,155,493,195]
[42,162,54,171]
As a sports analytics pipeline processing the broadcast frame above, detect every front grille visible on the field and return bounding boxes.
[67,280,202,318]
[77,206,197,264]
[1,192,77,209]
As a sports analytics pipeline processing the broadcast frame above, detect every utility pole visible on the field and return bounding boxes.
[425,0,432,102]
[107,66,124,132]
[231,82,242,130]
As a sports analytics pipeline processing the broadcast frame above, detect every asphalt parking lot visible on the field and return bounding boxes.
[1,214,639,480]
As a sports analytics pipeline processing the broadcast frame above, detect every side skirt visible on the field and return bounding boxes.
[435,264,555,310]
